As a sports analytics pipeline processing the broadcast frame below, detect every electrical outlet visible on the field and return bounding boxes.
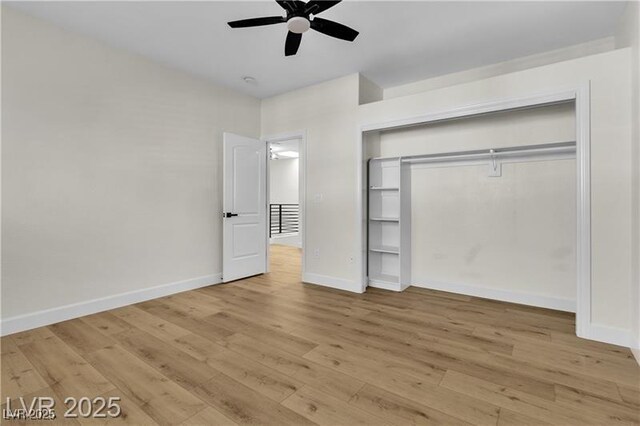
[313,193,323,203]
[349,256,354,264]
[313,248,320,258]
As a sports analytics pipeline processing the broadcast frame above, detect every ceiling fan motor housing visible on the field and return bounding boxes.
[287,16,311,34]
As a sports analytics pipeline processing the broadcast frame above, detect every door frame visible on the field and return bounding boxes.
[355,84,594,342]
[263,130,307,275]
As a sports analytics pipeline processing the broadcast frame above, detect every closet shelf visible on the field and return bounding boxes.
[369,186,399,191]
[369,217,400,222]
[369,273,399,285]
[369,245,399,254]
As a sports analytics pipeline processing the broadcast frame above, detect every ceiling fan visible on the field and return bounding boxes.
[227,0,359,56]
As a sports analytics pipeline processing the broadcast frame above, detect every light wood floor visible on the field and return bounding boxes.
[2,244,639,425]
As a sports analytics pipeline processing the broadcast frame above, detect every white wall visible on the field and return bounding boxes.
[1,8,261,328]
[616,2,640,357]
[262,74,360,289]
[269,157,301,248]
[368,104,576,309]
[384,37,616,100]
[269,158,299,205]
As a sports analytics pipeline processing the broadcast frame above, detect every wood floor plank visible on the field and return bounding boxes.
[18,334,115,399]
[158,291,223,318]
[80,312,134,337]
[1,386,80,425]
[1,338,49,400]
[550,331,634,358]
[288,316,555,401]
[224,332,365,402]
[497,408,551,426]
[170,332,228,363]
[205,310,318,356]
[440,370,609,425]
[135,300,235,342]
[206,348,303,403]
[553,385,640,425]
[179,407,238,426]
[76,388,159,425]
[192,372,315,425]
[617,384,640,408]
[110,305,191,342]
[365,310,513,355]
[471,350,624,402]
[511,340,640,387]
[112,327,218,391]
[49,319,116,355]
[132,323,303,404]
[85,345,205,424]
[349,383,471,426]
[281,385,391,426]
[9,327,56,346]
[304,343,500,425]
[2,245,638,425]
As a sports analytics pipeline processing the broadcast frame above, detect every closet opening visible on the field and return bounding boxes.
[356,87,591,338]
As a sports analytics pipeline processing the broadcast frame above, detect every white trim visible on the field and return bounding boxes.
[356,85,597,342]
[302,273,362,293]
[412,281,576,313]
[360,89,577,132]
[632,347,640,367]
[579,323,631,348]
[263,130,307,277]
[574,82,592,340]
[0,273,222,336]
[369,280,409,292]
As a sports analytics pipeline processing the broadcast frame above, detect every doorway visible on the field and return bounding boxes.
[266,133,306,277]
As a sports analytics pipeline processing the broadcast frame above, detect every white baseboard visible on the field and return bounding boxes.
[303,273,363,293]
[411,280,576,312]
[579,323,631,348]
[0,273,222,336]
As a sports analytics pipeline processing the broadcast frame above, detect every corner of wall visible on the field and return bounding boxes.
[615,0,640,356]
[358,74,383,105]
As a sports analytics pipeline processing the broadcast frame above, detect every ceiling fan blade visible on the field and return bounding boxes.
[228,16,285,28]
[305,1,341,15]
[275,1,304,13]
[310,17,358,42]
[285,31,302,56]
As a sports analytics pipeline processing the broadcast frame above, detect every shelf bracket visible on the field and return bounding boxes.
[488,149,502,177]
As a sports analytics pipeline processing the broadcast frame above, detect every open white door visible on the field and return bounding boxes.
[222,132,267,283]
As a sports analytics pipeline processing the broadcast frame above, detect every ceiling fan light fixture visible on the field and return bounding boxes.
[227,1,358,56]
[287,16,310,34]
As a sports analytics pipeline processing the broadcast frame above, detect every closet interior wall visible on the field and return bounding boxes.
[364,103,577,309]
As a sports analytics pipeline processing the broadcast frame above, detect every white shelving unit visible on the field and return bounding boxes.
[367,158,411,291]
[365,142,576,293]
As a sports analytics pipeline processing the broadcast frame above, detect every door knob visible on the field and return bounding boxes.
[223,212,239,218]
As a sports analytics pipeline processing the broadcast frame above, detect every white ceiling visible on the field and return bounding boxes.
[7,1,628,98]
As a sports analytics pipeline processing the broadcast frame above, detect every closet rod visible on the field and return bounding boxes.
[400,141,575,164]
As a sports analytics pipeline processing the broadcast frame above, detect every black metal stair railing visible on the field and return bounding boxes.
[269,204,299,236]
